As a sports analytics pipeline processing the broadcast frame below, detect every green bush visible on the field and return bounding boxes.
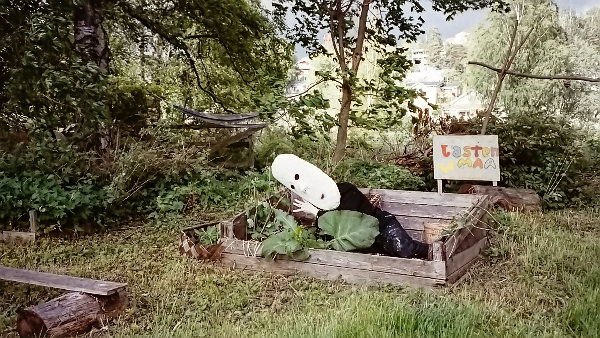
[0,175,106,230]
[454,111,595,208]
[332,158,425,190]
[151,168,277,218]
[254,129,333,169]
[0,135,108,230]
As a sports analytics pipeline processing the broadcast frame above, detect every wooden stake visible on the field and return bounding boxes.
[28,210,38,233]
[437,180,443,194]
[432,241,444,261]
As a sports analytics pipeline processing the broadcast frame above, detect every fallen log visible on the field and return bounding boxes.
[458,184,541,211]
[16,290,128,338]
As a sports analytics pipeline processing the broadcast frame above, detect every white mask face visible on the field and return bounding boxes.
[271,154,340,210]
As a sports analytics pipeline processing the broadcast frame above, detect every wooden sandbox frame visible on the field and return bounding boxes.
[185,189,491,288]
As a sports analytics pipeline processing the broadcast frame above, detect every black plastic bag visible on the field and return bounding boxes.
[374,210,429,259]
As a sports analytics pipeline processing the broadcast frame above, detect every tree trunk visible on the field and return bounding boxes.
[17,291,128,338]
[480,73,506,135]
[74,0,109,71]
[333,81,352,162]
[331,0,370,163]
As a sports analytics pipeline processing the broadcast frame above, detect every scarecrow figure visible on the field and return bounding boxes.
[271,154,430,259]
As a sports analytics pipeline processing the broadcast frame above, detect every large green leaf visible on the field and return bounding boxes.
[273,208,298,231]
[318,210,379,251]
[260,230,302,260]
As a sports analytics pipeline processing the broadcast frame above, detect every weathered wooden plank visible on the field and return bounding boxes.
[209,126,263,154]
[232,212,248,240]
[220,253,445,288]
[0,267,127,296]
[29,210,38,233]
[447,258,480,286]
[381,202,470,219]
[1,231,36,243]
[220,239,446,280]
[360,188,481,207]
[394,216,450,231]
[445,237,488,278]
[444,196,490,257]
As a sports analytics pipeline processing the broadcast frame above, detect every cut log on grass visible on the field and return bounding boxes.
[458,184,541,211]
[16,290,128,338]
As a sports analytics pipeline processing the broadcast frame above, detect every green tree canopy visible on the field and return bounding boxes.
[465,0,570,116]
[425,27,444,67]
[272,0,509,161]
[0,0,293,132]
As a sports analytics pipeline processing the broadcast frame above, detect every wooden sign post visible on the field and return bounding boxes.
[433,135,500,194]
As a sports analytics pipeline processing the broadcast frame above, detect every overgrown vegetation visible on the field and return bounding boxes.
[2,208,598,336]
[446,111,599,208]
[1,0,600,335]
[258,207,379,261]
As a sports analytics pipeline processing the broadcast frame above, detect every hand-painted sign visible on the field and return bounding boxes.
[433,135,500,182]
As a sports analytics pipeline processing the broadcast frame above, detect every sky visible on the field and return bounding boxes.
[260,0,599,57]
[420,0,599,38]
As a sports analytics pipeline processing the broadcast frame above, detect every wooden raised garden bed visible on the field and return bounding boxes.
[182,188,491,288]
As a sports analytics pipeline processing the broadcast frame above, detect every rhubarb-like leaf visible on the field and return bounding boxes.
[318,210,379,251]
[260,230,302,260]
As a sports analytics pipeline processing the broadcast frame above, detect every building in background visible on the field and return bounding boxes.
[442,91,485,119]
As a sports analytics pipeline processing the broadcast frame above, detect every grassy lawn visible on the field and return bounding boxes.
[1,208,599,337]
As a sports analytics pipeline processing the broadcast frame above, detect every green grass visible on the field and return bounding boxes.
[1,208,599,337]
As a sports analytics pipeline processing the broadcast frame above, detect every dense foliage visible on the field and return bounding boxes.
[332,159,426,191]
[1,0,599,232]
[272,0,509,161]
[466,0,600,121]
[0,0,290,230]
[451,111,597,208]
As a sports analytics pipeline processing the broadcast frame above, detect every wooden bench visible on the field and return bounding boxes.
[0,266,126,296]
[0,266,128,337]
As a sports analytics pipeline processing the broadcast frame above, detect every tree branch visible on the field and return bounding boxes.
[335,0,348,72]
[183,34,218,39]
[285,78,339,99]
[506,25,535,68]
[500,21,519,74]
[480,20,522,135]
[351,0,370,72]
[118,2,235,113]
[342,0,355,14]
[326,1,343,65]
[468,61,600,82]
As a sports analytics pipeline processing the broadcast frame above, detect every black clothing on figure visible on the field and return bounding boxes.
[319,182,429,259]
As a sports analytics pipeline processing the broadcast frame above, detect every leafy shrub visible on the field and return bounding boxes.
[254,130,295,169]
[194,225,219,246]
[254,129,334,169]
[0,135,108,230]
[152,168,278,219]
[104,123,209,210]
[453,111,594,208]
[0,175,106,230]
[105,77,163,133]
[332,159,426,190]
[4,6,108,130]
